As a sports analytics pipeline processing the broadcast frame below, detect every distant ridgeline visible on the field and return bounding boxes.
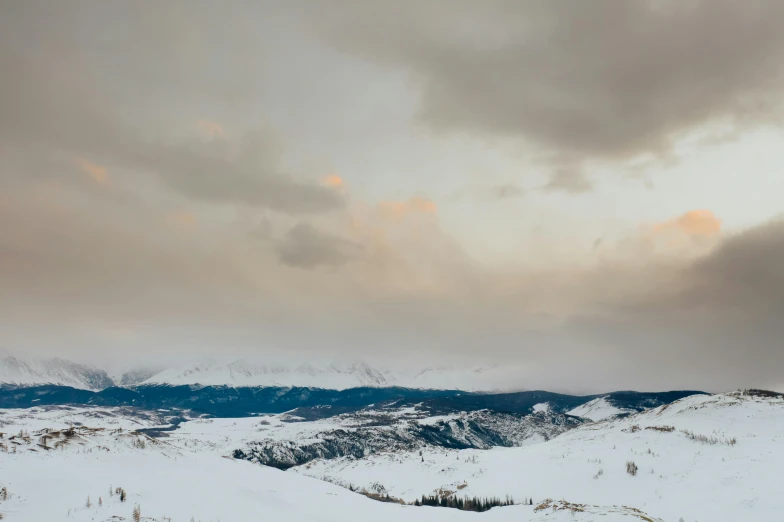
[0,384,706,418]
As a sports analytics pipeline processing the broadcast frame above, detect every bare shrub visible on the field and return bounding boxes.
[645,425,675,432]
[626,461,638,476]
[681,429,737,446]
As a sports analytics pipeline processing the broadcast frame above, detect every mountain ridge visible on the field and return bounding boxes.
[0,352,114,391]
[1,353,532,392]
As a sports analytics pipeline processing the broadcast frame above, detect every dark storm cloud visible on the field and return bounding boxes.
[277,223,362,268]
[548,219,784,392]
[309,0,784,187]
[691,219,784,310]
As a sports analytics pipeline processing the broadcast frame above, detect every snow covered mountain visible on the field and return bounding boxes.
[139,359,530,391]
[0,351,113,391]
[141,360,388,389]
[0,353,530,392]
[113,366,165,387]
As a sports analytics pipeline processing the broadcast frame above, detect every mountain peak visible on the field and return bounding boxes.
[0,352,114,391]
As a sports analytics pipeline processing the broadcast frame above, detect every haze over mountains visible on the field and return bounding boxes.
[0,351,536,392]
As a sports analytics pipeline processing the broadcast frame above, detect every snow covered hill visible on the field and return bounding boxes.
[0,407,661,522]
[567,397,635,421]
[0,351,113,391]
[3,391,781,520]
[296,391,784,521]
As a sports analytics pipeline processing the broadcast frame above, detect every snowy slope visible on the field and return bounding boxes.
[295,392,784,522]
[567,397,634,421]
[0,405,184,434]
[0,452,660,522]
[0,423,661,522]
[0,352,113,391]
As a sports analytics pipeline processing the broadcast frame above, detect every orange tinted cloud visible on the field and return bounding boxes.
[75,157,108,185]
[654,209,721,237]
[379,197,437,220]
[167,211,197,228]
[195,119,226,139]
[323,174,344,188]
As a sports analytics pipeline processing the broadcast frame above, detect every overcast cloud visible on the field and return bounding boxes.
[1,1,784,393]
[308,0,784,190]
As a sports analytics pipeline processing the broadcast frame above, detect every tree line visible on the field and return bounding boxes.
[414,494,526,512]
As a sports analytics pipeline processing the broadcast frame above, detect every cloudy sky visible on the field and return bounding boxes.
[2,1,784,392]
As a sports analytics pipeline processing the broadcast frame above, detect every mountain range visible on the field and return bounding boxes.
[0,352,532,392]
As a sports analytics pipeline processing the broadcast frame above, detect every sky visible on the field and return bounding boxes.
[1,1,784,393]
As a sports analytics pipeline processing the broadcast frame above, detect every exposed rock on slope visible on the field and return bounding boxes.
[231,407,583,469]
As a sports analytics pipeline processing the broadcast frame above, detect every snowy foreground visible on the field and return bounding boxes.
[0,451,657,522]
[2,391,782,521]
